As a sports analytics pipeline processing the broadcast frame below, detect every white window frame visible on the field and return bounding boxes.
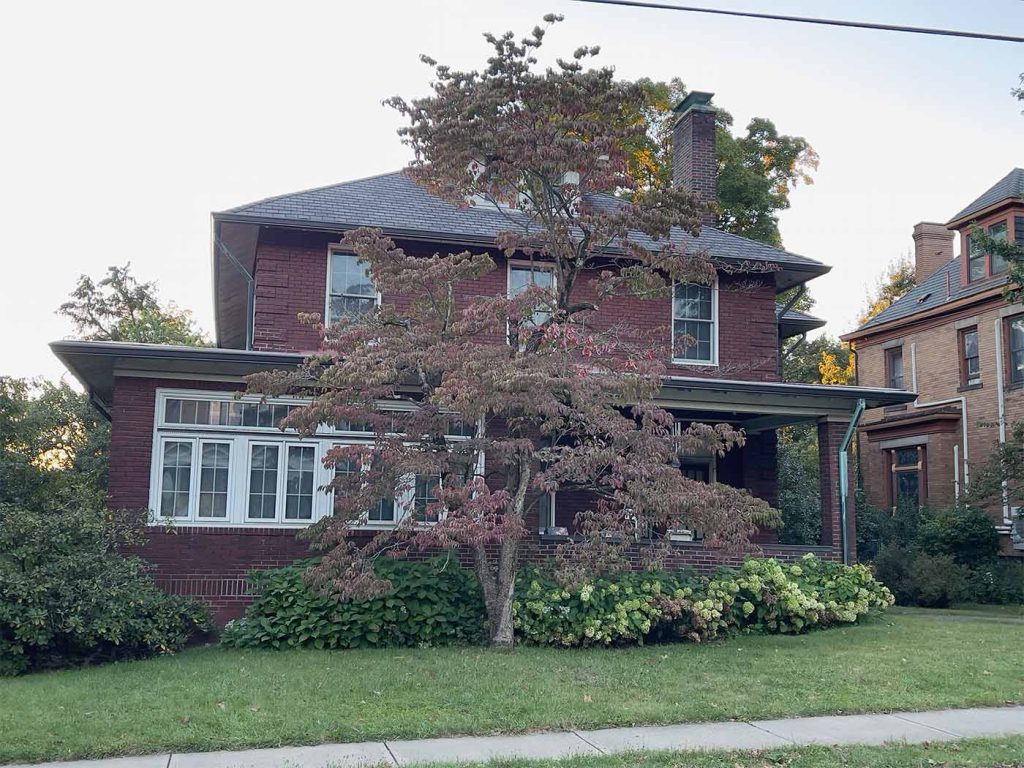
[507,259,557,346]
[325,247,382,325]
[196,438,233,521]
[671,278,719,367]
[149,388,479,530]
[537,491,557,532]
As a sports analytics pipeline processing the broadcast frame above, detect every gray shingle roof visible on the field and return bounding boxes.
[854,256,1006,332]
[777,306,826,325]
[949,168,1024,224]
[221,170,827,272]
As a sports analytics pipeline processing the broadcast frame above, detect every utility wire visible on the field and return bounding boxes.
[572,0,1024,43]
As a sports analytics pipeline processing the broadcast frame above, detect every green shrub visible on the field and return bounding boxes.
[874,546,967,608]
[0,504,212,676]
[512,569,694,646]
[221,556,487,649]
[514,555,893,647]
[965,560,1024,604]
[916,506,1000,566]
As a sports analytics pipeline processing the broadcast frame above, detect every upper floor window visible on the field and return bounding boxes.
[1008,316,1024,386]
[672,281,717,365]
[959,327,980,388]
[967,220,1010,282]
[507,261,555,331]
[885,346,905,390]
[327,251,379,324]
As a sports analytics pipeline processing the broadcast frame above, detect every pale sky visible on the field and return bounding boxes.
[2,0,1021,382]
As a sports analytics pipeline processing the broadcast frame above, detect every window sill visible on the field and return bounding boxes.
[957,383,983,393]
[671,359,718,368]
[1006,381,1024,392]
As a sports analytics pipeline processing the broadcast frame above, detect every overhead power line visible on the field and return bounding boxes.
[572,0,1024,43]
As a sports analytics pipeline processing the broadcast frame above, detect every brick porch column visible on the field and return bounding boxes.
[818,418,856,562]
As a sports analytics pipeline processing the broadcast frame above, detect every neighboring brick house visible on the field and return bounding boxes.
[53,92,913,623]
[843,168,1024,555]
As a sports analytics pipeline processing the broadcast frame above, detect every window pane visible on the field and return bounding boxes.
[160,441,192,518]
[896,471,920,507]
[330,253,376,296]
[248,445,279,519]
[673,319,713,361]
[1011,319,1024,383]
[509,265,554,328]
[329,295,378,321]
[369,497,396,522]
[537,493,554,529]
[414,474,441,522]
[969,254,986,281]
[198,443,230,518]
[285,445,315,520]
[894,448,918,467]
[164,398,182,423]
[990,221,1009,273]
[673,283,712,320]
[887,349,904,389]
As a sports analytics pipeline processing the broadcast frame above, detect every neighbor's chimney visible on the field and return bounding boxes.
[912,222,955,281]
[672,91,717,226]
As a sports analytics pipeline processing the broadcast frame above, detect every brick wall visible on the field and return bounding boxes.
[250,228,781,382]
[145,526,836,625]
[108,376,243,510]
[856,294,1024,541]
[110,374,821,625]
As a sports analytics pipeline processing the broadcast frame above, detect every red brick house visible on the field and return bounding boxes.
[53,93,913,623]
[843,168,1024,555]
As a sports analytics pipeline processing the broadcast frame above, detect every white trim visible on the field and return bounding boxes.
[325,247,382,325]
[148,387,476,530]
[671,278,719,367]
[537,491,557,532]
[507,259,557,346]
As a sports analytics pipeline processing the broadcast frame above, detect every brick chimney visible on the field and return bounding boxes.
[912,222,955,281]
[672,91,717,226]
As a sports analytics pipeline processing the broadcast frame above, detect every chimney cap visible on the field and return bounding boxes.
[673,91,715,114]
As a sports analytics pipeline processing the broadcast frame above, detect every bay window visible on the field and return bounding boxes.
[150,389,474,529]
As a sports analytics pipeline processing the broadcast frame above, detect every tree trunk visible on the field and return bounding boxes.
[474,538,519,648]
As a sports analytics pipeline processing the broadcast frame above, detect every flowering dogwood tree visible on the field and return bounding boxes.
[247,16,778,647]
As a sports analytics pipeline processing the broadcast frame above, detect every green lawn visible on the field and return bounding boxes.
[0,612,1022,764]
[430,738,1024,768]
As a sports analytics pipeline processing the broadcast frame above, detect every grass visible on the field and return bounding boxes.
[426,737,1024,767]
[0,612,1022,764]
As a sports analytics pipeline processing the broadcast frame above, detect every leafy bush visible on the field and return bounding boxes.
[873,546,967,608]
[0,504,211,676]
[221,556,487,649]
[965,560,1024,605]
[916,506,1000,566]
[514,555,892,647]
[513,569,693,646]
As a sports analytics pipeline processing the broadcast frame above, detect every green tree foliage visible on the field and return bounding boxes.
[775,333,854,545]
[859,253,916,325]
[59,264,209,346]
[0,377,108,508]
[628,78,818,246]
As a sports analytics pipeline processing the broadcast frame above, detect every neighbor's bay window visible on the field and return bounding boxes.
[151,390,475,529]
[672,281,717,365]
[327,250,379,323]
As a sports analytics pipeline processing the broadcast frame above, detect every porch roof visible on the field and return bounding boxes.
[658,375,916,431]
[51,339,916,427]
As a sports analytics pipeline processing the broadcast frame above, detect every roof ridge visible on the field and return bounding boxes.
[221,169,408,215]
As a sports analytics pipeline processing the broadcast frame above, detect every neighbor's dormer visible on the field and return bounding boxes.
[948,168,1024,286]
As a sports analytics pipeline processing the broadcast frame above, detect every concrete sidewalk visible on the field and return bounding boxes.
[11,706,1024,768]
